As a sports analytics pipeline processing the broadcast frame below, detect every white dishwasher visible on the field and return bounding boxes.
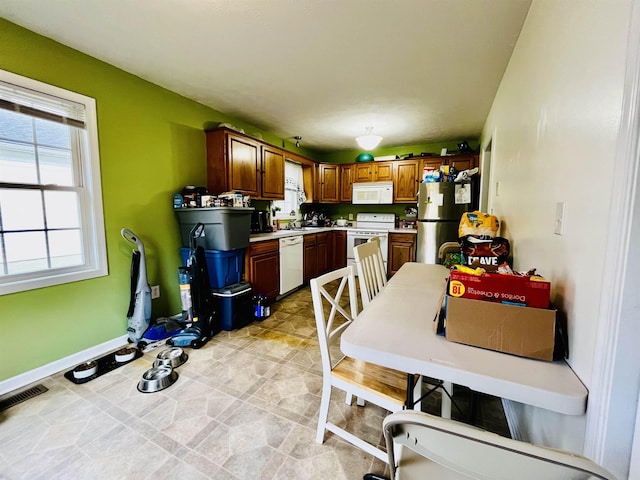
[279,236,304,295]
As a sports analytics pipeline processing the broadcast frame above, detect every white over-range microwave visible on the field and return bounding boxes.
[352,181,394,204]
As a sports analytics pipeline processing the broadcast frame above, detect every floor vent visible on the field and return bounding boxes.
[0,384,48,413]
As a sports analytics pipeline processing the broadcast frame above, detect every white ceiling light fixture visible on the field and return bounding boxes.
[356,127,383,150]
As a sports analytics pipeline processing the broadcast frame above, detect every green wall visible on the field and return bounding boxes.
[316,140,479,164]
[0,19,479,381]
[0,20,283,380]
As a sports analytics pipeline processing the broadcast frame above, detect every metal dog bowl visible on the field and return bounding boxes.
[153,347,188,369]
[137,365,178,393]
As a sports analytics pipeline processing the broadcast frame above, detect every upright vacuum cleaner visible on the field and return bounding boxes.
[168,222,218,348]
[121,228,152,344]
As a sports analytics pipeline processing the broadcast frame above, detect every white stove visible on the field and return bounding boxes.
[347,213,395,271]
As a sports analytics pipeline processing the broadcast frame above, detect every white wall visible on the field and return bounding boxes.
[481,0,632,454]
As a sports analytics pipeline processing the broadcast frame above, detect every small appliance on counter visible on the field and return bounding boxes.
[251,210,272,233]
[399,220,417,229]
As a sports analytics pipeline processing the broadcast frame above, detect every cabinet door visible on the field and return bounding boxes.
[332,230,347,270]
[393,160,420,203]
[354,163,373,182]
[316,233,330,275]
[388,233,416,277]
[303,234,317,283]
[318,164,339,203]
[448,154,478,172]
[373,161,393,181]
[249,252,280,299]
[340,164,354,202]
[245,240,280,300]
[261,146,285,200]
[227,134,260,196]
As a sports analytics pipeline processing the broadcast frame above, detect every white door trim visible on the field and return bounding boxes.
[583,1,640,476]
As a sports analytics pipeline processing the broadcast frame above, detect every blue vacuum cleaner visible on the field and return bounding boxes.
[168,222,218,349]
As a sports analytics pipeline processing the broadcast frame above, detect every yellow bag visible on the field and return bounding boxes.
[459,211,500,239]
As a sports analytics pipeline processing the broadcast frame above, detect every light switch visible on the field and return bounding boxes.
[495,181,501,197]
[554,202,566,235]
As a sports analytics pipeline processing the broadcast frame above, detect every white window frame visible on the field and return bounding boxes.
[272,159,304,220]
[0,69,107,295]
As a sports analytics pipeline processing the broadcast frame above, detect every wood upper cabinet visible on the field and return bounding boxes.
[387,232,417,277]
[354,161,393,182]
[340,164,354,202]
[418,154,479,179]
[206,128,284,200]
[244,239,280,300]
[393,160,420,203]
[318,163,340,203]
[448,154,478,172]
[261,145,285,199]
[374,161,393,181]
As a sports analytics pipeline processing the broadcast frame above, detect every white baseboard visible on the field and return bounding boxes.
[502,398,522,440]
[0,334,129,396]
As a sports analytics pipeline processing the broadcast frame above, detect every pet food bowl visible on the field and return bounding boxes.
[153,347,188,369]
[137,365,178,393]
[114,346,137,363]
[72,361,98,379]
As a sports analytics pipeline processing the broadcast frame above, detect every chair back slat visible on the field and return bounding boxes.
[310,266,359,371]
[354,240,387,307]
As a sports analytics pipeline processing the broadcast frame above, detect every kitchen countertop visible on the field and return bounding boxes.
[250,226,416,242]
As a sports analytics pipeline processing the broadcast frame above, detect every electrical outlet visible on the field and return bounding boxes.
[151,285,160,299]
[348,213,354,220]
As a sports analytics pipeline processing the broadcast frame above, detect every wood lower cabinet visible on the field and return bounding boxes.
[331,230,347,270]
[303,233,331,283]
[244,239,280,300]
[387,233,417,277]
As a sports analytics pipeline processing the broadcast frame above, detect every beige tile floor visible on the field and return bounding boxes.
[0,286,509,480]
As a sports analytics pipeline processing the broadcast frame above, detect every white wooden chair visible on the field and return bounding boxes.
[381,410,615,479]
[354,240,387,308]
[310,266,420,463]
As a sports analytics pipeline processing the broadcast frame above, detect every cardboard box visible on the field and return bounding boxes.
[449,270,550,308]
[445,295,556,361]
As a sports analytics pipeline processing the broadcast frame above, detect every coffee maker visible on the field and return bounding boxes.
[251,210,272,233]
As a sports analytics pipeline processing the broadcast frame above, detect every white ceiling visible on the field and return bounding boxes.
[1,0,532,152]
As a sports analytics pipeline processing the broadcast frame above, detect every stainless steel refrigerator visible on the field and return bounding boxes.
[416,182,474,264]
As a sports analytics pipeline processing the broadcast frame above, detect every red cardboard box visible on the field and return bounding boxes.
[449,270,550,309]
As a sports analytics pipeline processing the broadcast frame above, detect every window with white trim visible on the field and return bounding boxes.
[0,70,107,295]
[272,160,305,220]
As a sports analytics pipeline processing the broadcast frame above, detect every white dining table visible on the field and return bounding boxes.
[340,262,588,416]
